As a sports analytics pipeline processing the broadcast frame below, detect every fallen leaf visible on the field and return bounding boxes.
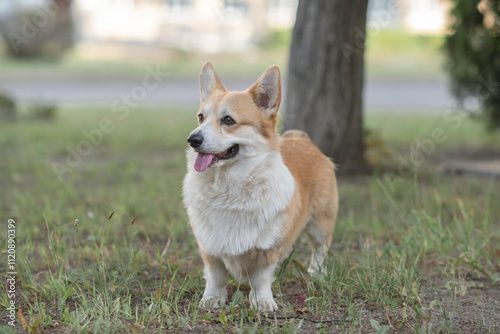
[219,309,229,329]
[17,308,29,331]
[297,292,307,308]
[130,324,143,333]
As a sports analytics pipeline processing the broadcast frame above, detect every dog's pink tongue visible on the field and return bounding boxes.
[194,152,215,172]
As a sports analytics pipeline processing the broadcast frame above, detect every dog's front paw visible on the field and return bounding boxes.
[251,297,278,312]
[199,296,225,309]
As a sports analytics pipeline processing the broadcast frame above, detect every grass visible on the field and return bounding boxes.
[365,30,446,79]
[0,30,446,80]
[1,107,499,333]
[0,48,288,81]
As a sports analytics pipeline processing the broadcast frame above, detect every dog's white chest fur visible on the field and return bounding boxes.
[183,152,295,256]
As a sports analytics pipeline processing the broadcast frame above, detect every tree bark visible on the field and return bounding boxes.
[284,0,368,174]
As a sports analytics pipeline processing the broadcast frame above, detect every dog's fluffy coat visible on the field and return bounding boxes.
[183,62,338,311]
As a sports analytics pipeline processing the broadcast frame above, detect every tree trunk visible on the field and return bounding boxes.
[284,0,368,174]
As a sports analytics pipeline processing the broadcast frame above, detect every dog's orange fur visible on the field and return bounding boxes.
[198,72,338,272]
[278,133,338,257]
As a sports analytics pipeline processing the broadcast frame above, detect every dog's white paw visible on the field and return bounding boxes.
[251,297,278,312]
[199,296,225,309]
[307,266,327,277]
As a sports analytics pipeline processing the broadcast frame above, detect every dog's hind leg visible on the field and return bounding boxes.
[304,211,336,275]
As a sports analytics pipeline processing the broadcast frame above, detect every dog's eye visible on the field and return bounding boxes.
[198,114,204,123]
[222,116,236,126]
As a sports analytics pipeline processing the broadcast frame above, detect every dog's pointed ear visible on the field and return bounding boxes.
[200,62,226,103]
[249,65,282,117]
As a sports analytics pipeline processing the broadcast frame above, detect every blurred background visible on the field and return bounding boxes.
[0,0,454,110]
[0,0,498,174]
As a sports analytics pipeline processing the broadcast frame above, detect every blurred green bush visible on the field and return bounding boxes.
[0,1,74,59]
[444,0,500,130]
[0,93,16,121]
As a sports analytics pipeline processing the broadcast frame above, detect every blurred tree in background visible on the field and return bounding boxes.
[0,0,74,59]
[445,0,500,130]
[284,0,369,174]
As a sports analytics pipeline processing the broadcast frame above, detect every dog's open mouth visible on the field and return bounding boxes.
[194,144,239,172]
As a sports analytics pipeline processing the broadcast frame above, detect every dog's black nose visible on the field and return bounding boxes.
[187,133,203,148]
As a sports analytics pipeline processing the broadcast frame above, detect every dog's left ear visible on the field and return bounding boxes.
[249,66,281,117]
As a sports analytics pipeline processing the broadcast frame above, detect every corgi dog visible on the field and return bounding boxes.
[183,62,338,311]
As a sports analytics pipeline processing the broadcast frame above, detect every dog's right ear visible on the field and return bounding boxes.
[249,65,281,118]
[200,62,226,103]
